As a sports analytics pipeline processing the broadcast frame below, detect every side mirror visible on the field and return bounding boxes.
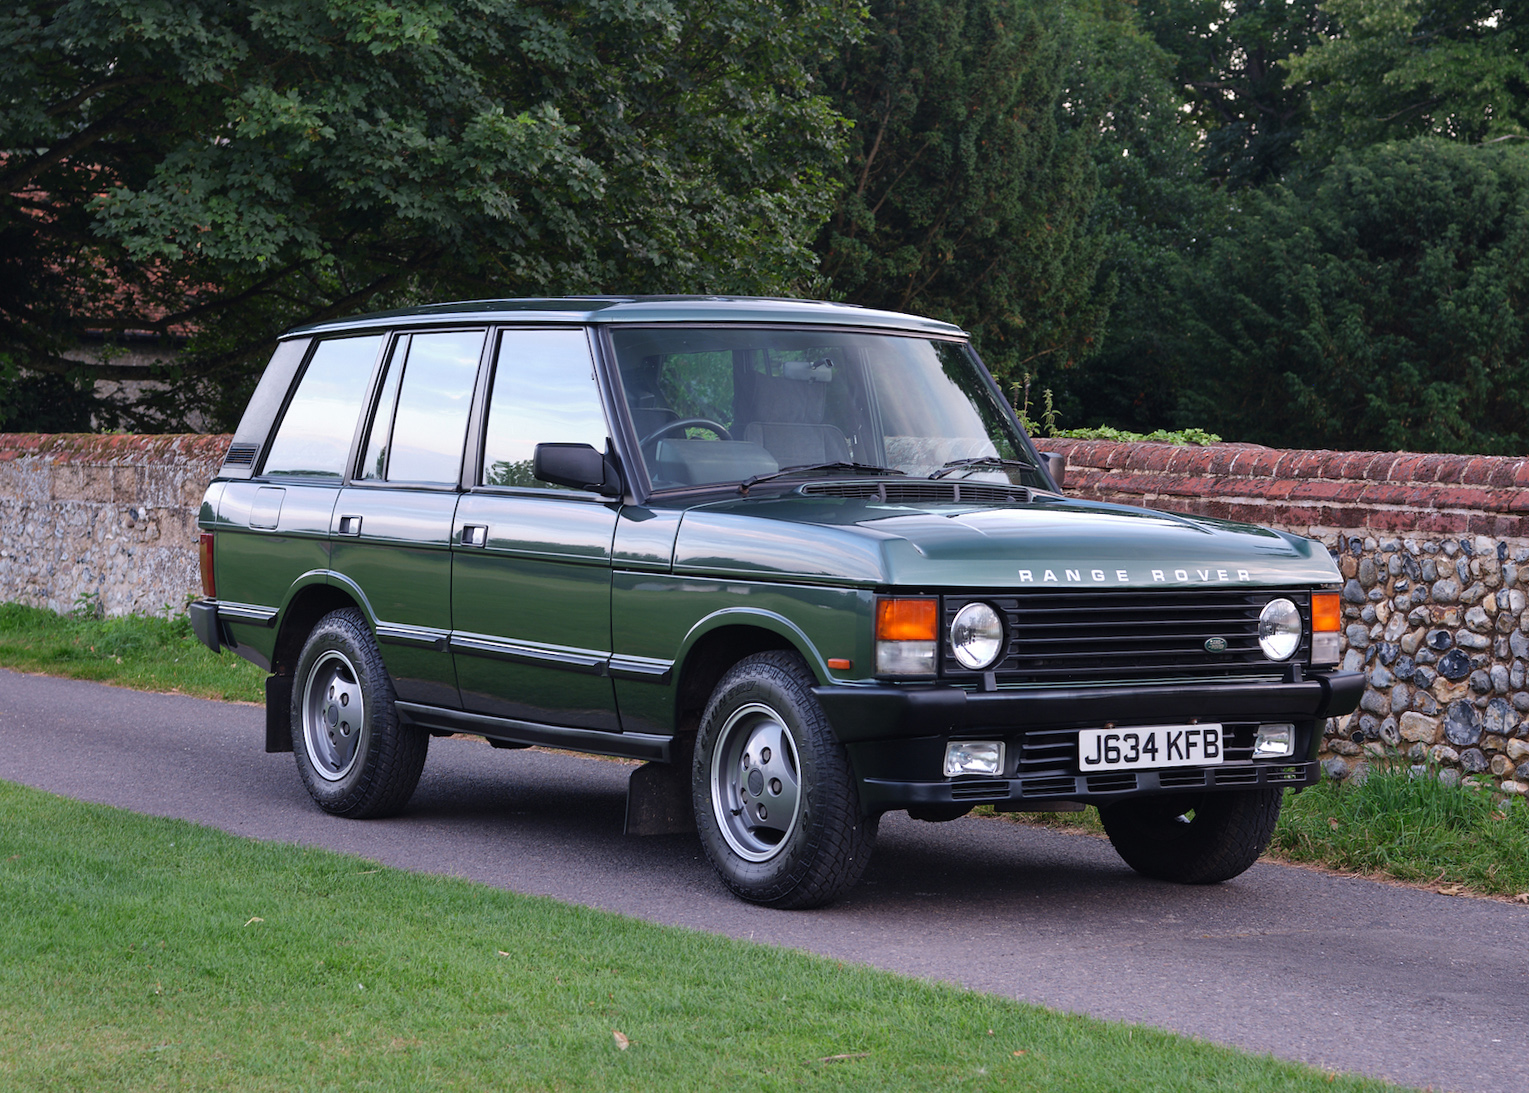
[533,443,623,497]
[1039,450,1065,489]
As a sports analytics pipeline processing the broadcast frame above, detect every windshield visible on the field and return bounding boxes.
[609,327,1045,492]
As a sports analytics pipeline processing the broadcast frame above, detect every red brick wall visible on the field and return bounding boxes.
[1033,439,1529,540]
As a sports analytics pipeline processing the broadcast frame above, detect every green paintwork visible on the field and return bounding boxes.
[452,493,620,730]
[200,296,1344,754]
[671,492,1340,591]
[330,485,460,707]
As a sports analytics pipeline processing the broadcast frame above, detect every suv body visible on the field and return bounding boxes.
[192,297,1363,907]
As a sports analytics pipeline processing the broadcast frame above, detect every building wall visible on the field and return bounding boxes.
[3,431,1526,794]
[0,433,227,617]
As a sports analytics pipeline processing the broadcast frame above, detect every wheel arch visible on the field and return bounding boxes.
[672,610,827,736]
[271,573,373,678]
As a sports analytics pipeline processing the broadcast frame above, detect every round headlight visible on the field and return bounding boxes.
[1257,598,1302,661]
[950,602,1005,670]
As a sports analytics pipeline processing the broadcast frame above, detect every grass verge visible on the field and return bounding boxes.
[0,601,263,703]
[985,772,1529,901]
[0,782,1398,1092]
[1273,763,1529,898]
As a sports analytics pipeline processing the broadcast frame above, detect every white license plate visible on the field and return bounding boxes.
[1078,724,1224,772]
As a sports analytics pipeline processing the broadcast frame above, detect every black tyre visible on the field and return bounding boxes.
[1100,788,1282,884]
[291,608,428,818]
[693,651,877,909]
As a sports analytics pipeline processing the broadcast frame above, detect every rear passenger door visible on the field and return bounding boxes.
[450,328,621,730]
[331,328,486,708]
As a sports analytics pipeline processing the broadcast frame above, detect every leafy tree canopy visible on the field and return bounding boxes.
[0,0,860,429]
[1177,139,1529,454]
[1289,1,1529,161]
[1138,0,1330,187]
[815,0,1108,389]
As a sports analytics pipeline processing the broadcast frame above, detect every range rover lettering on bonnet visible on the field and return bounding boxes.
[189,295,1364,909]
[1018,567,1256,583]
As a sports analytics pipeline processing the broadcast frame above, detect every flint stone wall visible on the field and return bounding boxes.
[1034,438,1529,797]
[4,431,1528,794]
[0,433,229,617]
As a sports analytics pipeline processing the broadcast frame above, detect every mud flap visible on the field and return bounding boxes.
[265,675,294,753]
[624,760,695,836]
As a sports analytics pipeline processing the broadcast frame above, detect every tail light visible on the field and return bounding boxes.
[199,532,216,599]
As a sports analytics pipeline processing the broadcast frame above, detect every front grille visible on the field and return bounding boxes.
[799,481,1029,505]
[950,779,1010,801]
[944,588,1311,686]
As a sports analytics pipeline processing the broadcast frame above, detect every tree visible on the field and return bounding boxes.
[1288,1,1529,162]
[0,0,861,430]
[1050,0,1223,430]
[1177,139,1529,453]
[815,0,1108,389]
[1138,0,1330,187]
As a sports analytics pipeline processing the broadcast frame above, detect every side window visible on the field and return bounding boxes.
[364,329,485,485]
[262,335,383,478]
[482,329,608,489]
[358,336,407,481]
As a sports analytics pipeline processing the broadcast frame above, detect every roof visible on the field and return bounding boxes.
[283,296,968,339]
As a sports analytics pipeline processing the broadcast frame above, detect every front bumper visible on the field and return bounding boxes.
[814,671,1364,813]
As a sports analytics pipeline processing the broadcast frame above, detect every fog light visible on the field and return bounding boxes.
[1253,723,1295,759]
[945,740,1004,778]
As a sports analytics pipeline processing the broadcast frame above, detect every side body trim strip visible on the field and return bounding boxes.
[395,703,671,762]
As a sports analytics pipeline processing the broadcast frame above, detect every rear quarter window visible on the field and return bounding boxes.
[262,335,384,478]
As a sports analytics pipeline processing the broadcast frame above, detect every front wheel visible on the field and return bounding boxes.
[694,651,877,909]
[291,608,428,818]
[1099,788,1282,884]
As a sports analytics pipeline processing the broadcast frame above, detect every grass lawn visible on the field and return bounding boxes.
[0,601,264,703]
[0,781,1400,1092]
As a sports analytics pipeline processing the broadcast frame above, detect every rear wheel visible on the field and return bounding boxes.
[694,651,877,908]
[291,608,428,818]
[1099,788,1282,884]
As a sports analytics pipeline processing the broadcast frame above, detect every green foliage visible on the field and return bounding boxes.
[0,782,1398,1091]
[0,0,862,430]
[1289,1,1529,162]
[1177,139,1529,453]
[1053,0,1529,453]
[816,0,1109,390]
[1054,0,1225,433]
[1052,424,1222,445]
[0,601,264,702]
[1274,760,1529,897]
[1138,0,1330,187]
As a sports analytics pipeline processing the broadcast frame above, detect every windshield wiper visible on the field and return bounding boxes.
[740,462,905,495]
[929,456,1035,479]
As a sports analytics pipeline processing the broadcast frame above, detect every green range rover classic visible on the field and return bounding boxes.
[191,296,1363,908]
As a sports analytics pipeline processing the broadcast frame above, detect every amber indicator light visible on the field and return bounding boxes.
[827,658,853,671]
[1311,591,1340,633]
[876,598,938,641]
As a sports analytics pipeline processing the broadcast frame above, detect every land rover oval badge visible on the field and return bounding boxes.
[1204,636,1228,653]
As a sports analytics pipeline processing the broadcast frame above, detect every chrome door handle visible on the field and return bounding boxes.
[460,524,488,547]
[337,515,362,536]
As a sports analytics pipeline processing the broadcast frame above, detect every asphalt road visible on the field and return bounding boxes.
[2,668,1526,1093]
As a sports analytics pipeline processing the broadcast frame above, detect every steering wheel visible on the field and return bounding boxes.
[639,417,733,449]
